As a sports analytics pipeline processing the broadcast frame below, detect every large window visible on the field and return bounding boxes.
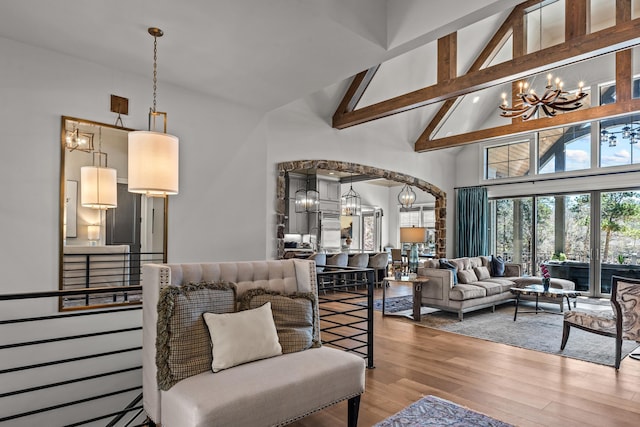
[538,124,591,174]
[486,141,530,179]
[491,190,640,295]
[600,114,640,167]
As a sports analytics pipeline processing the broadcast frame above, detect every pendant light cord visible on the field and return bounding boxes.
[152,34,158,114]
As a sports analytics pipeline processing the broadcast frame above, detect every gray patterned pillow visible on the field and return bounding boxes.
[239,288,321,353]
[156,281,236,390]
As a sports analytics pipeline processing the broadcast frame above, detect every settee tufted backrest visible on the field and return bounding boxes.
[142,259,317,424]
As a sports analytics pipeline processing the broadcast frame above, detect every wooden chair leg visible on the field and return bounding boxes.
[615,338,623,370]
[348,395,361,427]
[560,321,571,350]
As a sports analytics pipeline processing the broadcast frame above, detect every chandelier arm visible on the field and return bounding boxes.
[541,105,557,117]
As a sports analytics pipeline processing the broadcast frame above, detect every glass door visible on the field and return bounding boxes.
[597,191,640,295]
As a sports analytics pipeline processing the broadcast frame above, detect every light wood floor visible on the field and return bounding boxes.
[291,283,640,427]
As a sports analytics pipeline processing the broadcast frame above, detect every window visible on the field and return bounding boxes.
[486,141,530,179]
[600,114,640,167]
[538,124,591,174]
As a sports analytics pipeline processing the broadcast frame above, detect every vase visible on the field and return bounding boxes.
[542,277,550,292]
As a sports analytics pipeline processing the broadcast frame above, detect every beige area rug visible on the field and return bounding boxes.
[394,301,638,367]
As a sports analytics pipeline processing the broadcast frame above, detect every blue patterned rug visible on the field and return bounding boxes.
[359,296,413,313]
[373,395,513,427]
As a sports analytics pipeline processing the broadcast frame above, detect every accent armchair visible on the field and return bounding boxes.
[561,275,640,369]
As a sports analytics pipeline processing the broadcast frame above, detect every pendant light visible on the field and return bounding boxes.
[341,174,361,216]
[81,127,117,209]
[128,27,179,197]
[295,171,319,213]
[397,184,416,209]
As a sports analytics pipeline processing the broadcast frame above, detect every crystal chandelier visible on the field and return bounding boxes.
[499,74,587,120]
[397,184,416,209]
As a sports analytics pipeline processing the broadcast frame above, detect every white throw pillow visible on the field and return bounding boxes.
[203,302,282,372]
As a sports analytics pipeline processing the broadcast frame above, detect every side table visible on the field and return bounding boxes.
[381,276,429,321]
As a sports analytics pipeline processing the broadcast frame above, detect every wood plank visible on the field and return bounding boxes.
[416,97,640,151]
[617,0,632,24]
[437,33,457,83]
[616,49,632,102]
[333,18,640,130]
[566,0,588,40]
[290,287,640,426]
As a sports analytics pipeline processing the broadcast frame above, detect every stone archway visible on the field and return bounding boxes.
[276,160,446,259]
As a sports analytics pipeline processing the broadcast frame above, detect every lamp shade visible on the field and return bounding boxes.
[81,166,117,209]
[400,226,427,243]
[128,131,179,196]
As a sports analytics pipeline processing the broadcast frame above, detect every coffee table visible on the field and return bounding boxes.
[510,285,581,321]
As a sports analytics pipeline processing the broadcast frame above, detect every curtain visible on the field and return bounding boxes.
[457,187,488,257]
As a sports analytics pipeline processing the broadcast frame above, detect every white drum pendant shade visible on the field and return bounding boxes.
[128,131,179,196]
[81,166,118,209]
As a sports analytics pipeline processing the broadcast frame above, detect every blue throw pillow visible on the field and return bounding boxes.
[439,259,458,285]
[491,255,505,277]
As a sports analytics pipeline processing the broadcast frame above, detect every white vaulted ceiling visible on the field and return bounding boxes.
[0,0,521,112]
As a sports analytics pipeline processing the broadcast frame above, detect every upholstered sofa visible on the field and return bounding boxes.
[142,259,365,427]
[417,256,575,320]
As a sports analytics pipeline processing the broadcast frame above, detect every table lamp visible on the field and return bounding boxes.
[400,226,427,273]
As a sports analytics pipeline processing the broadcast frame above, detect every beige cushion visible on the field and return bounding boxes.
[156,281,236,391]
[239,289,320,353]
[449,284,486,301]
[473,266,491,280]
[457,269,478,284]
[203,302,282,372]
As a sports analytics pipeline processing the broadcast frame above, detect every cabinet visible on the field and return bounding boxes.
[317,176,340,213]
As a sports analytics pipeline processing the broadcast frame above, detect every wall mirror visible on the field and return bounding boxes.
[276,160,447,259]
[59,116,167,310]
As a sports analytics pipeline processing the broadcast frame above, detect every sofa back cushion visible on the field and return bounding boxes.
[473,266,491,281]
[457,269,478,284]
[156,281,237,390]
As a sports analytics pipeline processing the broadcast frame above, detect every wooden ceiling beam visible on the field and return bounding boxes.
[332,18,640,130]
[331,65,379,123]
[438,33,457,83]
[565,0,587,40]
[415,98,640,151]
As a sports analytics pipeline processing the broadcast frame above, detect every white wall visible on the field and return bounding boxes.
[0,34,458,307]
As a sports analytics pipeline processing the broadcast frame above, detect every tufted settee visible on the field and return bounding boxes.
[142,259,365,427]
[417,256,575,320]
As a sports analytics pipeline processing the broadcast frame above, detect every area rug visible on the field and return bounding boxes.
[373,395,513,427]
[405,302,638,367]
[367,295,414,313]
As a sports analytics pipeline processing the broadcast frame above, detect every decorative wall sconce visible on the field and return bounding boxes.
[499,74,586,120]
[128,27,179,197]
[398,184,416,209]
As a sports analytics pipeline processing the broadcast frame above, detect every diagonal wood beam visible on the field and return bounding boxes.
[332,18,640,130]
[415,97,640,151]
[420,4,525,142]
[332,65,379,124]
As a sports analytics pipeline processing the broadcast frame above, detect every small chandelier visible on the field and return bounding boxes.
[81,127,117,209]
[341,174,361,216]
[295,172,319,213]
[499,74,586,120]
[128,27,179,197]
[397,184,416,209]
